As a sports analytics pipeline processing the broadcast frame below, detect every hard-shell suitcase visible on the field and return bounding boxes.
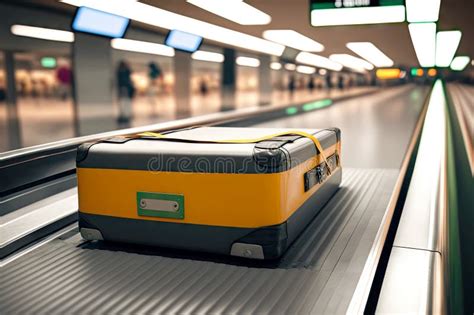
[77,127,342,259]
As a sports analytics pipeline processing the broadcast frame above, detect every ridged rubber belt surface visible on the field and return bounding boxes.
[137,130,335,175]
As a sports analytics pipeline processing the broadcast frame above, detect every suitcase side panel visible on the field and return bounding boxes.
[77,143,339,228]
[78,168,342,259]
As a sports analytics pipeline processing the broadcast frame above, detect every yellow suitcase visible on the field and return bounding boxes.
[77,127,341,259]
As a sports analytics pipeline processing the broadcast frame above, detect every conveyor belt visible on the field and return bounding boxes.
[0,168,397,314]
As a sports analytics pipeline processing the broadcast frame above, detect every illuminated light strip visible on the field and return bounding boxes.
[450,56,470,71]
[302,99,332,111]
[60,0,285,56]
[435,30,462,67]
[346,42,394,68]
[310,6,405,27]
[263,30,324,52]
[111,38,175,56]
[187,0,271,25]
[329,54,374,72]
[296,65,316,74]
[408,23,436,68]
[284,63,296,71]
[10,24,74,42]
[296,52,343,71]
[236,56,260,67]
[270,62,282,70]
[286,107,298,115]
[427,68,437,77]
[410,68,424,77]
[191,50,224,63]
[376,68,401,80]
[406,0,441,23]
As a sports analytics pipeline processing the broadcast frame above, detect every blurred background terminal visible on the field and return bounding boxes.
[0,0,472,151]
[0,2,473,314]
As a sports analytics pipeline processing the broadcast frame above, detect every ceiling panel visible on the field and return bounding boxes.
[11,0,474,67]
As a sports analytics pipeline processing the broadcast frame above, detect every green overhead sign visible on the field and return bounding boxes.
[40,57,57,68]
[310,0,406,26]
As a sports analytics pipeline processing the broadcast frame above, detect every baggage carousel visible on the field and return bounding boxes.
[4,83,458,314]
[1,168,396,314]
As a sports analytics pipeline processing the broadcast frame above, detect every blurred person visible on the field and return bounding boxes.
[288,75,296,96]
[147,62,162,115]
[325,75,332,90]
[0,78,5,102]
[337,75,344,90]
[117,60,134,123]
[199,78,208,96]
[56,61,72,100]
[308,76,315,92]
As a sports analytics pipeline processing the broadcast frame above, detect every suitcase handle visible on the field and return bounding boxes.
[136,130,336,175]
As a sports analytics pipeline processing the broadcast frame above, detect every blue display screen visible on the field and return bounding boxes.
[72,7,129,38]
[165,30,203,53]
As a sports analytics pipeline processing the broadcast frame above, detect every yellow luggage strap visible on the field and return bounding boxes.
[137,130,335,175]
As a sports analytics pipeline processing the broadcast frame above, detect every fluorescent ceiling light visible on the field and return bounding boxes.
[191,50,224,63]
[436,30,462,67]
[111,38,175,57]
[263,30,324,52]
[310,6,405,27]
[236,56,260,67]
[270,62,282,70]
[10,24,74,42]
[296,65,316,74]
[187,0,271,25]
[296,52,342,71]
[329,54,374,72]
[346,42,394,67]
[450,56,470,71]
[406,0,441,23]
[284,63,296,71]
[376,68,401,80]
[408,23,436,67]
[318,69,327,75]
[61,0,284,56]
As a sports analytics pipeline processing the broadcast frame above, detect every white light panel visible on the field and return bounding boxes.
[187,0,271,25]
[11,24,74,42]
[111,38,175,56]
[263,30,324,52]
[408,23,436,67]
[61,0,285,56]
[346,42,394,67]
[191,50,224,63]
[296,52,343,71]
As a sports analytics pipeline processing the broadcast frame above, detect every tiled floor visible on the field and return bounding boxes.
[0,87,372,152]
[255,84,429,169]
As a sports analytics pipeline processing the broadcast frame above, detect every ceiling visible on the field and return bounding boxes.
[13,0,474,67]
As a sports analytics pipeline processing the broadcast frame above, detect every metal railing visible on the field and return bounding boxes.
[375,79,448,314]
[346,79,471,314]
[347,80,433,314]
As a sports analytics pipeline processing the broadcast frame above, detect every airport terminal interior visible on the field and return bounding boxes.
[0,0,473,314]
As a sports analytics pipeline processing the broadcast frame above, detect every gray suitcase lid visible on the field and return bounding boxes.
[77,127,340,174]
